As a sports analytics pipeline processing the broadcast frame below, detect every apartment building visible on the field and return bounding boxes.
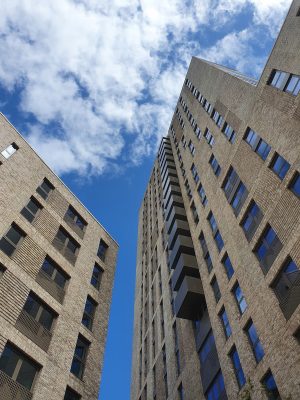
[0,113,118,400]
[131,1,300,399]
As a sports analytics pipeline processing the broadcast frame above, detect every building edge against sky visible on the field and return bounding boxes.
[131,1,300,400]
[0,112,118,400]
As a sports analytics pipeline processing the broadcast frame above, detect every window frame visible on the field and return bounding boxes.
[40,256,69,290]
[269,153,290,180]
[21,197,42,223]
[81,296,97,331]
[36,178,54,200]
[90,263,103,290]
[65,206,87,231]
[232,282,247,315]
[289,172,300,198]
[70,335,90,380]
[55,227,80,255]
[219,307,232,339]
[23,292,57,332]
[244,319,265,363]
[229,346,246,389]
[254,225,282,274]
[241,200,263,242]
[97,239,109,262]
[0,223,26,257]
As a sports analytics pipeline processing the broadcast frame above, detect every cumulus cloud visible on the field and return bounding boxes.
[0,0,291,176]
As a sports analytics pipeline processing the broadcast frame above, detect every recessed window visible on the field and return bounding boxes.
[188,140,195,156]
[222,122,236,143]
[191,163,199,183]
[269,153,290,180]
[55,227,80,255]
[209,154,221,176]
[21,197,42,223]
[1,142,19,159]
[220,308,232,339]
[208,212,217,232]
[97,239,109,262]
[245,320,264,363]
[241,201,263,241]
[261,370,281,400]
[70,335,90,380]
[199,330,215,363]
[222,253,234,280]
[204,252,213,273]
[244,128,271,161]
[254,225,282,274]
[233,283,247,314]
[205,371,225,400]
[91,263,103,290]
[0,343,40,391]
[65,206,87,231]
[178,383,184,400]
[230,182,247,214]
[0,224,25,257]
[23,292,56,332]
[40,257,68,289]
[229,346,246,389]
[204,128,215,147]
[194,126,202,139]
[190,202,199,224]
[207,212,224,252]
[269,70,289,90]
[82,296,97,331]
[64,386,81,400]
[222,167,248,215]
[212,110,224,128]
[211,276,221,303]
[0,264,5,278]
[197,183,207,206]
[289,172,300,198]
[36,178,54,200]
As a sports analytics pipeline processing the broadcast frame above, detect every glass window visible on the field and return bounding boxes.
[223,167,238,198]
[241,201,262,241]
[220,308,231,338]
[1,143,18,159]
[214,231,224,252]
[273,258,299,300]
[71,335,89,380]
[209,155,221,177]
[55,227,79,255]
[82,296,97,330]
[233,283,247,314]
[0,224,25,256]
[230,346,246,388]
[255,226,282,273]
[256,139,271,161]
[245,129,258,149]
[208,212,217,232]
[198,183,207,206]
[23,293,55,331]
[222,254,234,280]
[21,197,42,223]
[204,252,213,273]
[65,206,86,231]
[245,320,265,363]
[178,383,184,400]
[0,343,39,391]
[41,257,68,289]
[223,123,235,143]
[230,182,247,214]
[97,239,108,261]
[262,370,281,400]
[290,172,300,197]
[64,387,81,400]
[270,70,288,89]
[270,153,290,180]
[36,178,54,200]
[91,263,103,290]
[285,74,300,96]
[199,331,215,363]
[211,277,221,303]
[205,371,225,400]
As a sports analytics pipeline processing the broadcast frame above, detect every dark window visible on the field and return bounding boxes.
[255,225,282,274]
[270,153,290,180]
[222,122,236,143]
[214,231,224,252]
[204,129,215,147]
[256,139,271,161]
[23,293,56,331]
[1,142,18,159]
[222,167,248,216]
[207,212,224,252]
[223,167,238,199]
[0,343,40,390]
[36,178,54,200]
[190,202,199,224]
[55,227,79,255]
[262,370,281,400]
[41,257,68,289]
[230,182,247,214]
[197,183,207,206]
[222,254,234,280]
[65,206,87,231]
[97,239,109,261]
[205,370,225,400]
[245,320,264,363]
[70,335,89,380]
[290,172,300,197]
[209,155,221,177]
[297,7,300,16]
[0,264,5,278]
[204,252,213,273]
[64,387,81,400]
[220,308,231,339]
[241,201,263,241]
[208,212,217,232]
[244,128,271,161]
[199,331,215,363]
[21,197,42,223]
[212,110,224,128]
[230,346,246,388]
[233,283,247,314]
[91,263,103,290]
[191,163,199,183]
[211,277,221,303]
[82,296,97,330]
[0,224,25,256]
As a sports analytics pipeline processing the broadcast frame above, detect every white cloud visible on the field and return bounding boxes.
[0,0,291,176]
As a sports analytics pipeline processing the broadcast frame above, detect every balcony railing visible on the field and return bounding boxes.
[36,269,65,304]
[15,310,52,352]
[0,370,32,400]
[52,237,77,265]
[63,214,85,239]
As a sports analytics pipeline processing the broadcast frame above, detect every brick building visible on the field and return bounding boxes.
[0,113,118,400]
[131,1,300,399]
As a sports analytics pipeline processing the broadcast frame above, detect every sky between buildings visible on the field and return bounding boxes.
[0,0,292,399]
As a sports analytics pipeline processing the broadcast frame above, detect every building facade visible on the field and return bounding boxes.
[131,1,300,399]
[0,113,118,400]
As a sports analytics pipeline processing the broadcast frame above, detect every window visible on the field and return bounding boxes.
[256,139,271,161]
[222,254,234,280]
[82,296,97,330]
[262,370,281,400]
[230,346,246,388]
[204,252,213,273]
[70,335,90,379]
[205,370,225,400]
[21,197,42,223]
[190,202,199,224]
[91,263,103,290]
[269,70,289,90]
[297,7,300,16]
[222,122,236,143]
[222,167,248,215]
[208,212,224,252]
[244,128,271,161]
[230,182,247,214]
[0,224,25,256]
[64,387,81,400]
[36,178,54,200]
[245,320,264,363]
[1,142,18,159]
[55,227,79,255]
[40,257,68,289]
[233,283,247,314]
[290,172,300,197]
[0,343,40,390]
[209,155,221,176]
[254,225,282,273]
[23,292,56,331]
[270,153,290,180]
[197,183,207,206]
[204,129,215,147]
[97,239,108,262]
[220,308,232,339]
[0,264,5,278]
[208,212,217,231]
[188,140,195,156]
[178,383,184,400]
[285,74,300,96]
[241,201,263,241]
[199,331,215,363]
[191,163,199,183]
[195,126,202,139]
[65,206,87,231]
[212,110,224,128]
[211,276,221,303]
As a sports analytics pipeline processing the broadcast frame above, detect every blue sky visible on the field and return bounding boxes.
[0,1,291,399]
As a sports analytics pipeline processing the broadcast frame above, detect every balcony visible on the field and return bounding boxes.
[0,370,32,400]
[174,276,205,320]
[168,235,195,270]
[171,254,200,291]
[52,237,77,265]
[36,269,65,304]
[15,310,52,352]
